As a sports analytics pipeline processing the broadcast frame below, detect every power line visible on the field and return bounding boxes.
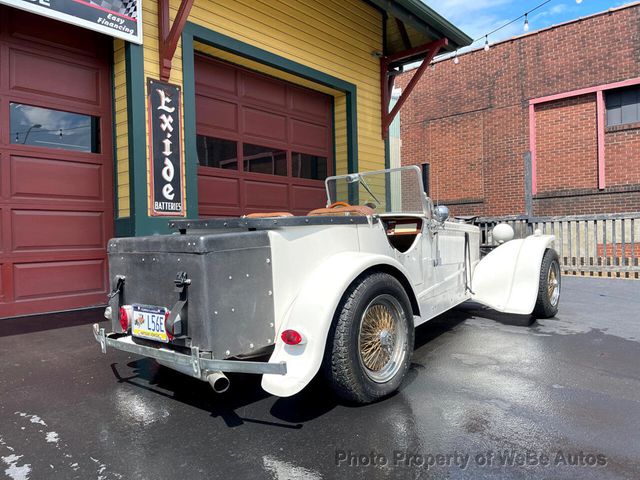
[12,124,91,139]
[476,0,553,43]
[449,0,556,64]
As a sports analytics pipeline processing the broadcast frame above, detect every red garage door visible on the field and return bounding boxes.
[195,55,333,217]
[0,7,113,317]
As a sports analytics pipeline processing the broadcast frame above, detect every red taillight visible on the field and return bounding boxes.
[281,329,302,345]
[119,306,129,331]
[164,311,174,341]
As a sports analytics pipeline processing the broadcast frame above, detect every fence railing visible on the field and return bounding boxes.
[475,213,640,279]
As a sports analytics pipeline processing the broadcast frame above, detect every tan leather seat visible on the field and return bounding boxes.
[244,212,293,218]
[307,205,375,217]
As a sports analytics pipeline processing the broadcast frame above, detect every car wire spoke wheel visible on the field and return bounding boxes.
[358,294,407,383]
[533,249,561,319]
[548,260,560,306]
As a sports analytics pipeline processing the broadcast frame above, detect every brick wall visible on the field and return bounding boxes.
[606,126,640,186]
[535,95,598,192]
[398,4,640,217]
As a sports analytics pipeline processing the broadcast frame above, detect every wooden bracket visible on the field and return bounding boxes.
[381,37,448,139]
[395,18,411,50]
[158,0,195,81]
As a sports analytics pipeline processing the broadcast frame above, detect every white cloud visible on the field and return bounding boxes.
[532,3,570,21]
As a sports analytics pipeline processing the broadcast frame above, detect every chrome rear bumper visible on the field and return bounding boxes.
[92,324,286,379]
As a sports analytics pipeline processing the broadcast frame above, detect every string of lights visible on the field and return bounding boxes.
[448,0,584,65]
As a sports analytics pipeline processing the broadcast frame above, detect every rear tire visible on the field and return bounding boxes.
[322,272,414,404]
[533,249,561,319]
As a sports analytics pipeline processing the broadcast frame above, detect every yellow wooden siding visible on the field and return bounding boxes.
[143,0,384,189]
[113,38,130,217]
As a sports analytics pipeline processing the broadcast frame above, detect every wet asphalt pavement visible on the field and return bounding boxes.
[1,276,639,480]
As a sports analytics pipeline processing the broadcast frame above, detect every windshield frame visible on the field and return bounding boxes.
[324,165,432,217]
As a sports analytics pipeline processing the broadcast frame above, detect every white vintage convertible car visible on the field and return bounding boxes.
[93,166,560,403]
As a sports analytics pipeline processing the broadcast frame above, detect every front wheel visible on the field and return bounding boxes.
[533,249,561,319]
[322,272,414,404]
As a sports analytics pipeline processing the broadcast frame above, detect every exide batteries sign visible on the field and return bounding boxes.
[1,0,142,44]
[148,78,185,217]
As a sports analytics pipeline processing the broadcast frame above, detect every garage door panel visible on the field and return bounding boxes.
[11,210,103,251]
[292,185,327,211]
[10,49,100,105]
[241,73,286,107]
[13,259,105,301]
[290,119,329,151]
[196,96,238,133]
[196,56,332,219]
[198,206,241,218]
[0,7,112,317]
[198,175,240,207]
[244,180,289,209]
[195,56,237,95]
[242,107,287,142]
[290,87,329,120]
[11,155,103,202]
[7,8,105,58]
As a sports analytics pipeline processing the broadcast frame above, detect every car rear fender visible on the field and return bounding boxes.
[261,252,418,398]
[471,234,556,315]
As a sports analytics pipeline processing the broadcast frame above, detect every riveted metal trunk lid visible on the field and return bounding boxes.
[107,231,275,358]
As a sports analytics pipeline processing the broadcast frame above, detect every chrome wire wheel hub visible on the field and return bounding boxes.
[548,262,560,306]
[358,294,407,383]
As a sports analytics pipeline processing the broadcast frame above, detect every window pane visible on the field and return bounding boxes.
[607,106,622,126]
[10,103,100,153]
[621,89,638,125]
[197,135,237,169]
[292,152,327,180]
[606,87,640,126]
[243,144,286,176]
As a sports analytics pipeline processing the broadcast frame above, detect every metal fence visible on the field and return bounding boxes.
[476,213,640,279]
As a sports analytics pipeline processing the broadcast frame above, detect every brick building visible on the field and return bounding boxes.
[398,3,640,217]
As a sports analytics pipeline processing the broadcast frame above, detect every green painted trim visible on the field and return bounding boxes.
[115,217,133,236]
[181,34,199,220]
[384,138,390,170]
[181,23,359,201]
[186,23,357,92]
[330,98,336,175]
[125,43,151,235]
[345,91,358,174]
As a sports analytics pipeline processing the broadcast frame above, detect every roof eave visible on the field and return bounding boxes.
[369,0,473,51]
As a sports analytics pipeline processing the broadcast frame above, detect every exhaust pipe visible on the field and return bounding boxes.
[206,371,230,393]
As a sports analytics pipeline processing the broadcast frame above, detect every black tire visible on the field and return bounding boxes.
[532,249,561,319]
[321,272,414,404]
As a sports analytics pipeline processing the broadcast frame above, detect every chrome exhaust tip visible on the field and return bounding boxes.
[206,371,230,393]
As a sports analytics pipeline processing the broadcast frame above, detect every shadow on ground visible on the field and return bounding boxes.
[107,302,533,429]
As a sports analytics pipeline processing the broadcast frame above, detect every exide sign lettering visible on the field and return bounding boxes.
[148,79,185,216]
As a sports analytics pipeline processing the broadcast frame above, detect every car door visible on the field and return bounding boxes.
[418,221,467,322]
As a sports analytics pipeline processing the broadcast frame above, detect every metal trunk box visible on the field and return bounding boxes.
[107,231,276,359]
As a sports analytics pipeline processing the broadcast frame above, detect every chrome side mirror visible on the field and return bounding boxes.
[433,205,449,224]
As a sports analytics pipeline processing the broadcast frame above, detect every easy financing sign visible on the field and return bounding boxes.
[0,0,142,44]
[148,78,185,217]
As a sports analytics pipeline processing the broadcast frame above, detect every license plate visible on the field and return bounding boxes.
[131,304,169,343]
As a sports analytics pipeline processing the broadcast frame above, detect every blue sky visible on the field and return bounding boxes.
[427,0,633,50]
